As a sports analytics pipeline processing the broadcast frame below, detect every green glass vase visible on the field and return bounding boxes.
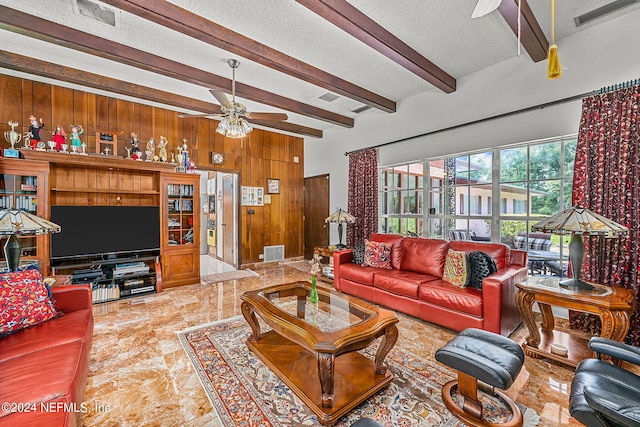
[310,274,319,303]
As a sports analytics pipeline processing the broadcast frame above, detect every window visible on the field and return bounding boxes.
[379,162,423,236]
[379,136,577,265]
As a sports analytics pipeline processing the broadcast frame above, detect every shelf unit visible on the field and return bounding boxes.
[0,158,50,271]
[161,172,200,287]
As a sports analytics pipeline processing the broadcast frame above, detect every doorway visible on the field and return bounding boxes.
[203,170,240,268]
[304,174,330,260]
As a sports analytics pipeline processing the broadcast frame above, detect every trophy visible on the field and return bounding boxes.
[4,121,21,157]
[47,141,56,152]
[61,144,69,153]
[176,146,185,172]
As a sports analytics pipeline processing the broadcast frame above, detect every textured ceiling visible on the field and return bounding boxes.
[0,0,638,137]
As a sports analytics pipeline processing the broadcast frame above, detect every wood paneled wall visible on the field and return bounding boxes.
[0,75,304,264]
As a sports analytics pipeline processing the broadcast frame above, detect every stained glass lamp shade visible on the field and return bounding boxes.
[325,208,356,249]
[531,206,628,290]
[0,209,61,272]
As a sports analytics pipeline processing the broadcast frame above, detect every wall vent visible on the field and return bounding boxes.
[574,0,638,26]
[263,245,285,262]
[319,92,340,102]
[72,0,118,27]
[352,105,372,114]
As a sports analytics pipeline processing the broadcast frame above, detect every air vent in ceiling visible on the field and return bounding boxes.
[318,92,340,102]
[352,105,372,114]
[72,0,118,27]
[574,0,638,26]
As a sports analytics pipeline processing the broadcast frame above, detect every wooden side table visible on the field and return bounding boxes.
[313,246,340,283]
[515,276,634,368]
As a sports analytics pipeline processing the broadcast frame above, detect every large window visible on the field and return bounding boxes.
[378,136,577,275]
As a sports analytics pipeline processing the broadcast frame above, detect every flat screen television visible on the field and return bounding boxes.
[50,206,161,260]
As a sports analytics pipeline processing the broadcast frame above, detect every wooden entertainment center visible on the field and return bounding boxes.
[0,151,200,297]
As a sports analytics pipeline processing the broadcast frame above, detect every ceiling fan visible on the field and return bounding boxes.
[181,59,288,138]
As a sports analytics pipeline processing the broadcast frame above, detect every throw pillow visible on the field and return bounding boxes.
[363,239,392,269]
[468,251,498,290]
[0,269,59,336]
[443,249,470,287]
[352,241,366,265]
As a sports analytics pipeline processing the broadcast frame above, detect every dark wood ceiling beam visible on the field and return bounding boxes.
[498,0,549,63]
[99,0,396,113]
[0,50,323,138]
[294,0,456,93]
[0,5,353,128]
[250,119,323,138]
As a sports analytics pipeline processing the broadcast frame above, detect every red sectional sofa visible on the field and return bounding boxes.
[333,233,528,336]
[0,284,94,427]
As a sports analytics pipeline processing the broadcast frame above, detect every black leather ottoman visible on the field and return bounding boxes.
[435,328,525,427]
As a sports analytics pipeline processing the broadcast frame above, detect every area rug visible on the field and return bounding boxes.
[201,269,258,284]
[177,317,540,426]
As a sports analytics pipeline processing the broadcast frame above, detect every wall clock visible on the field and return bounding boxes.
[212,152,224,164]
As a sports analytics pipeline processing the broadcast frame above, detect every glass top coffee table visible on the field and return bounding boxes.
[240,281,399,426]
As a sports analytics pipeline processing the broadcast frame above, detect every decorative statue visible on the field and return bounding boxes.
[145,137,155,161]
[28,115,44,149]
[69,124,84,147]
[23,131,32,149]
[51,125,66,151]
[130,132,141,160]
[4,121,21,149]
[158,136,168,162]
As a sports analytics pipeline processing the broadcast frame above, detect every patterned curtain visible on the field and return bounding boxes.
[571,83,640,345]
[347,149,378,247]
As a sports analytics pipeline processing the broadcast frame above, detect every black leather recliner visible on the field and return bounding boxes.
[569,337,640,427]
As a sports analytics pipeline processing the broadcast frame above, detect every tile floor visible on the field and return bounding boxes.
[80,255,583,426]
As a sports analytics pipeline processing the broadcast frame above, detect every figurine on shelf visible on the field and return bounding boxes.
[69,124,84,148]
[158,136,168,162]
[130,132,141,160]
[22,131,32,149]
[28,115,44,149]
[51,125,67,151]
[145,137,155,161]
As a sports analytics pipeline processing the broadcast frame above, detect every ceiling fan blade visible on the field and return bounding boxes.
[209,89,233,109]
[471,0,502,18]
[246,112,289,121]
[178,113,223,119]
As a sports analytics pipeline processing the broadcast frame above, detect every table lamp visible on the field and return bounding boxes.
[325,208,356,249]
[531,205,628,291]
[0,209,61,272]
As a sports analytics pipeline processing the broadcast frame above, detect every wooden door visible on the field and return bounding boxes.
[304,174,330,260]
[222,175,235,265]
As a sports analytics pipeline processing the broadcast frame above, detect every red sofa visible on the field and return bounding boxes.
[0,284,94,427]
[333,234,528,336]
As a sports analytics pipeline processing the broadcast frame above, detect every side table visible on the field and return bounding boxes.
[313,246,341,283]
[515,276,634,368]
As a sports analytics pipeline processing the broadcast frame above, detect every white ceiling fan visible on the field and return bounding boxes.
[471,0,502,18]
[181,59,288,138]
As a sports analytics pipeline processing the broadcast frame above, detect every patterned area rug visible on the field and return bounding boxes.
[177,317,540,426]
[201,269,258,284]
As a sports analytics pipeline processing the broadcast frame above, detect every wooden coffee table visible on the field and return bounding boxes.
[240,281,399,426]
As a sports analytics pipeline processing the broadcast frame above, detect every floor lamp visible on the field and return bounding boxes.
[531,205,628,291]
[325,208,356,249]
[0,209,61,271]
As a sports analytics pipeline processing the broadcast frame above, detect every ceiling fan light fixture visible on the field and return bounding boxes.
[216,116,252,139]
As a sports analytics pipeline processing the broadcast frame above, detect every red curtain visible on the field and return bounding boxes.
[571,83,640,344]
[347,149,378,247]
